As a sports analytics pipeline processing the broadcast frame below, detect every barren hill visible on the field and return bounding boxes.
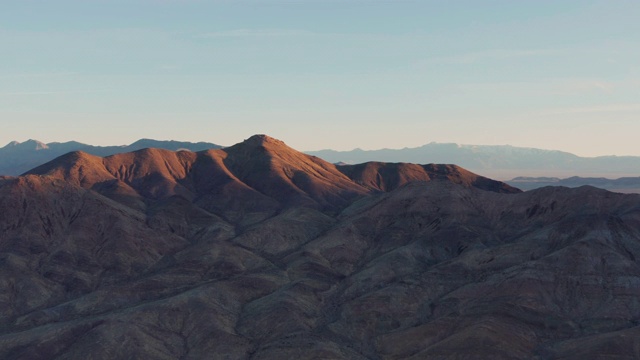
[1,135,639,359]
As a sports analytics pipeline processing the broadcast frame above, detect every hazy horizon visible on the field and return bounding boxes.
[5,135,640,161]
[2,1,639,157]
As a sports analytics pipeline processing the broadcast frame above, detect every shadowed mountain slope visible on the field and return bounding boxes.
[1,135,640,359]
[338,161,520,193]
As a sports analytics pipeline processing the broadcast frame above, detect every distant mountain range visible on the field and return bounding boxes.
[2,135,639,358]
[0,139,222,176]
[507,176,640,193]
[307,143,640,179]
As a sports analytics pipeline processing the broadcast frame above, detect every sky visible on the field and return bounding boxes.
[1,0,639,156]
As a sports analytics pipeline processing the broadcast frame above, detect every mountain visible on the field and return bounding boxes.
[508,176,640,193]
[0,138,222,176]
[307,143,640,179]
[8,138,640,181]
[25,135,517,222]
[1,135,639,359]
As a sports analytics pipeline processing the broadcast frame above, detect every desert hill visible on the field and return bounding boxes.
[0,135,639,359]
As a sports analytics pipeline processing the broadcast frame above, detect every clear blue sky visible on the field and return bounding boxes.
[1,0,639,156]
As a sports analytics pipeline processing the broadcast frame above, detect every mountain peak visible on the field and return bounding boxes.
[27,150,102,173]
[226,134,295,157]
[242,134,287,147]
[219,134,371,211]
[25,139,48,150]
[3,139,49,150]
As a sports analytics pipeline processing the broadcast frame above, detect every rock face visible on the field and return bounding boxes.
[1,135,639,359]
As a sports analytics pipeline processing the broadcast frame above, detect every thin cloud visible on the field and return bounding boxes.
[455,78,620,96]
[432,49,552,64]
[0,89,113,96]
[199,29,316,38]
[0,72,79,79]
[556,79,615,94]
[543,104,640,115]
[156,64,180,71]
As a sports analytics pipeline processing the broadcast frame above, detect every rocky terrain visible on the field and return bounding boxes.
[0,135,639,359]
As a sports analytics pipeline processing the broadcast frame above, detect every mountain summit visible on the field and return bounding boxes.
[237,134,285,147]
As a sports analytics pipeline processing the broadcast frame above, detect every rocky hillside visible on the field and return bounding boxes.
[0,135,639,359]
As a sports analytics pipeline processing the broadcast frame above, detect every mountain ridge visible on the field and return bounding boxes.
[25,134,519,223]
[5,137,640,179]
